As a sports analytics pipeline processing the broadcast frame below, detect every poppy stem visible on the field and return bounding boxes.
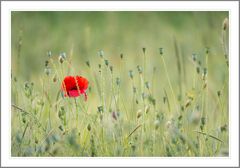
[74,98,79,129]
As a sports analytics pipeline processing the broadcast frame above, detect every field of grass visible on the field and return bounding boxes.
[11,11,229,157]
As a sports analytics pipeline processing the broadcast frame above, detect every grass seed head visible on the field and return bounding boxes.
[190,110,201,125]
[97,106,103,113]
[137,65,143,74]
[205,47,210,54]
[44,67,51,76]
[45,60,49,67]
[145,105,150,114]
[59,56,64,64]
[109,66,113,73]
[47,51,52,58]
[98,50,104,58]
[87,124,91,131]
[133,86,137,93]
[53,75,57,82]
[59,52,67,63]
[185,99,192,108]
[202,81,207,89]
[222,18,229,31]
[159,48,163,55]
[196,67,200,74]
[192,53,197,62]
[128,70,134,79]
[166,120,172,129]
[104,59,109,66]
[154,120,160,129]
[85,61,90,67]
[120,53,123,59]
[142,47,146,54]
[163,96,167,104]
[112,111,119,120]
[137,109,142,119]
[148,95,156,106]
[116,77,120,85]
[220,124,227,132]
[145,81,150,89]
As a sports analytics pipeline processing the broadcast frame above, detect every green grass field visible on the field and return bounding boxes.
[11,11,229,157]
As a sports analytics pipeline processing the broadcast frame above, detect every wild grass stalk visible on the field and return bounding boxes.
[159,48,179,113]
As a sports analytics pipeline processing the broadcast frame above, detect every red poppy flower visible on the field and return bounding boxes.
[61,76,89,100]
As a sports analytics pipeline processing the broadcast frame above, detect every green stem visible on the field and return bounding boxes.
[161,56,178,113]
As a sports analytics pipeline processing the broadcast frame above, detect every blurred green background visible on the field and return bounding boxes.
[12,11,228,81]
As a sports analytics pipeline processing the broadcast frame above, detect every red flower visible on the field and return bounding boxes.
[61,76,89,100]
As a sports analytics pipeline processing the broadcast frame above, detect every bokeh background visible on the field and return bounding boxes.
[12,11,228,80]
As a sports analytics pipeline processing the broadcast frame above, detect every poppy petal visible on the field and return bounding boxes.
[68,90,81,97]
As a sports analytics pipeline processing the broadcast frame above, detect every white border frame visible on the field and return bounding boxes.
[1,1,239,167]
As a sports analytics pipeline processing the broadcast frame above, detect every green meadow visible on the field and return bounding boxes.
[11,11,229,156]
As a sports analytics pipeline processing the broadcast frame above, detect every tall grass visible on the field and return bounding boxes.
[11,11,229,157]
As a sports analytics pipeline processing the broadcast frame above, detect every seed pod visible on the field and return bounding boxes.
[58,125,64,131]
[203,68,207,76]
[116,77,120,85]
[145,81,150,89]
[133,86,137,93]
[148,95,156,106]
[201,117,206,127]
[220,124,227,132]
[137,110,142,119]
[87,124,91,131]
[222,18,228,31]
[47,51,52,58]
[185,99,191,108]
[159,48,163,55]
[22,117,26,123]
[60,52,67,59]
[190,110,201,125]
[59,56,64,64]
[142,47,146,54]
[98,50,104,58]
[53,75,57,82]
[192,53,197,62]
[205,47,210,54]
[112,111,118,120]
[166,120,172,129]
[128,70,134,79]
[120,53,123,59]
[109,66,113,73]
[196,67,200,74]
[137,65,143,74]
[163,97,167,104]
[85,61,90,67]
[203,81,207,89]
[104,59,109,66]
[145,82,150,89]
[97,106,103,113]
[141,93,146,100]
[44,67,51,76]
[34,137,38,144]
[154,120,160,130]
[145,105,150,114]
[45,60,49,67]
[136,99,139,104]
